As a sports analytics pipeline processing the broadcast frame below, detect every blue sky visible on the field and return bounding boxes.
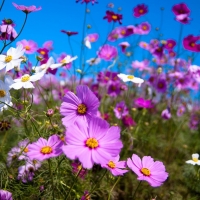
[1,0,200,72]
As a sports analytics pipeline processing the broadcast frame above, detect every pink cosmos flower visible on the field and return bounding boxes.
[62,117,123,169]
[183,35,200,52]
[60,85,100,127]
[76,0,98,4]
[0,190,13,200]
[161,108,171,120]
[136,22,151,35]
[61,30,78,36]
[0,24,17,41]
[133,4,148,18]
[43,41,53,50]
[12,2,42,14]
[132,60,151,71]
[177,106,185,117]
[27,135,63,161]
[119,42,130,53]
[127,154,168,187]
[114,101,129,119]
[17,39,38,54]
[101,155,128,176]
[84,33,99,49]
[97,44,118,61]
[103,10,122,24]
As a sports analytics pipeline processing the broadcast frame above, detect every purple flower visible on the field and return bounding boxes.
[134,98,153,109]
[122,115,136,128]
[127,154,168,187]
[12,2,42,14]
[119,42,130,53]
[103,10,122,24]
[133,4,148,18]
[0,190,13,200]
[137,22,151,35]
[76,0,98,4]
[107,82,121,97]
[62,117,123,169]
[60,85,100,127]
[172,3,190,24]
[155,78,167,93]
[101,155,128,176]
[161,108,171,120]
[71,161,87,179]
[177,106,185,117]
[183,35,200,52]
[97,44,118,61]
[18,163,36,183]
[132,60,151,71]
[114,101,129,119]
[164,39,176,50]
[27,135,63,161]
[17,40,38,54]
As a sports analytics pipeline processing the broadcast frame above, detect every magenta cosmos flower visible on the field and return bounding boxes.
[164,39,176,50]
[133,4,148,18]
[127,154,168,187]
[97,44,118,61]
[27,135,63,161]
[134,97,153,109]
[61,30,78,36]
[60,85,100,127]
[76,0,98,4]
[103,10,122,24]
[0,190,13,200]
[183,35,200,52]
[12,2,42,14]
[62,117,123,169]
[101,155,128,176]
[114,101,129,119]
[17,39,38,54]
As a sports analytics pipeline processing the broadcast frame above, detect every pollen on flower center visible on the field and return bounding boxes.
[141,167,151,176]
[40,146,53,154]
[139,9,144,13]
[190,43,196,47]
[112,15,118,20]
[193,158,198,162]
[0,90,6,97]
[86,138,99,149]
[108,161,116,169]
[40,51,46,55]
[127,75,134,80]
[61,59,66,64]
[142,25,147,30]
[24,147,28,153]
[25,46,30,50]
[5,55,12,63]
[77,103,87,114]
[21,75,30,82]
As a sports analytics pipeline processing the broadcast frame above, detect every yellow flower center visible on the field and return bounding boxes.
[142,25,147,30]
[77,103,87,114]
[5,55,12,63]
[190,43,196,47]
[127,75,134,80]
[117,107,122,112]
[77,165,82,170]
[33,160,38,165]
[86,138,98,149]
[61,59,66,64]
[139,9,144,13]
[121,30,126,35]
[90,37,95,42]
[112,15,118,20]
[108,161,116,169]
[21,75,30,82]
[0,90,6,97]
[40,146,53,154]
[141,168,151,176]
[0,121,10,129]
[40,51,46,55]
[25,46,31,50]
[193,158,198,162]
[168,43,173,47]
[24,147,28,153]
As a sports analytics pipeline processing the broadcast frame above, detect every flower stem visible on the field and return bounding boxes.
[107,176,120,200]
[132,181,142,199]
[0,0,5,12]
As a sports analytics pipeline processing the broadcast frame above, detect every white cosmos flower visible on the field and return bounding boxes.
[10,72,45,90]
[50,55,78,69]
[34,57,55,74]
[0,80,12,111]
[86,57,101,66]
[186,153,200,165]
[0,44,25,72]
[117,73,144,87]
[84,36,91,49]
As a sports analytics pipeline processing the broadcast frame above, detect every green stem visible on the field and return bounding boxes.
[107,176,120,200]
[132,181,142,199]
[0,13,28,54]
[65,167,82,200]
[48,160,55,200]
[0,0,5,12]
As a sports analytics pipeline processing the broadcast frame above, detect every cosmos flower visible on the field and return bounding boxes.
[119,42,130,53]
[154,78,167,93]
[84,33,99,49]
[37,48,49,57]
[86,57,101,66]
[114,101,129,119]
[0,23,17,41]
[34,57,55,73]
[62,117,123,169]
[133,4,148,18]
[131,60,151,71]
[27,135,63,161]
[186,153,200,165]
[10,72,45,90]
[161,107,171,120]
[127,154,168,187]
[103,10,122,24]
[183,35,200,52]
[134,98,153,109]
[97,44,118,61]
[137,22,151,35]
[101,155,128,176]
[117,73,144,87]
[164,39,176,50]
[0,44,25,72]
[43,41,53,50]
[60,85,100,127]
[0,120,11,131]
[0,190,13,200]
[61,30,78,36]
[76,0,98,4]
[12,2,42,14]
[17,39,38,54]
[172,3,190,24]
